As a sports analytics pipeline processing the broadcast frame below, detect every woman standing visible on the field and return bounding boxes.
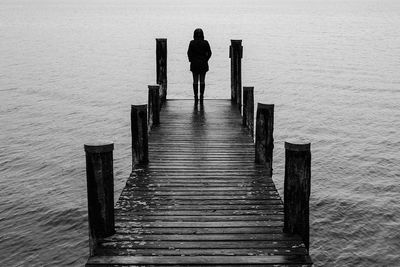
[187,28,212,103]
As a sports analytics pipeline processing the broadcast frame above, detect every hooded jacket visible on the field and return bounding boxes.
[187,29,212,73]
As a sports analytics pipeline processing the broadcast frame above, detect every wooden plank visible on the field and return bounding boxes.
[123,187,276,192]
[117,201,282,206]
[118,194,281,199]
[129,174,273,178]
[116,209,283,217]
[127,183,274,187]
[87,255,312,265]
[98,240,303,250]
[117,196,282,202]
[115,215,284,222]
[120,194,280,199]
[102,233,299,242]
[116,200,283,206]
[123,184,277,189]
[121,188,277,192]
[151,142,253,147]
[115,205,283,211]
[149,160,256,163]
[114,227,285,235]
[132,178,273,181]
[95,247,308,256]
[115,221,284,228]
[122,190,278,194]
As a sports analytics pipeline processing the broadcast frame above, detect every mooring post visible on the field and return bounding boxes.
[156,38,167,104]
[230,39,243,111]
[283,142,311,251]
[255,103,274,176]
[242,86,254,139]
[84,142,115,256]
[131,105,149,168]
[148,85,160,129]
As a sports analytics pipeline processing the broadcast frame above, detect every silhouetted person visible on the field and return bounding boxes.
[187,28,212,103]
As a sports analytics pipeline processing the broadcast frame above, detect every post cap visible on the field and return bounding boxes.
[285,142,311,152]
[148,85,160,90]
[243,86,254,91]
[257,103,274,110]
[84,143,114,153]
[131,104,147,110]
[231,39,242,44]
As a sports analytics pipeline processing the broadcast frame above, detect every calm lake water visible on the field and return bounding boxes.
[1,0,399,266]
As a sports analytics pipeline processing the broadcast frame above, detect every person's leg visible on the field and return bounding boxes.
[192,72,199,101]
[199,72,206,101]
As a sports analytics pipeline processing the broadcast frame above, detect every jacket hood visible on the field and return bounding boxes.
[193,28,204,40]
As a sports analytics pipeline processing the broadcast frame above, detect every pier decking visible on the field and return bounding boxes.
[85,99,312,266]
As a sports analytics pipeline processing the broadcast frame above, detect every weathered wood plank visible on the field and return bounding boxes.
[114,215,284,222]
[87,255,312,265]
[124,184,277,188]
[103,233,299,242]
[115,209,283,216]
[95,247,308,256]
[118,196,282,202]
[123,186,277,191]
[119,195,280,200]
[98,240,303,250]
[115,204,283,211]
[129,172,271,176]
[116,200,283,206]
[114,221,284,228]
[120,190,280,196]
[113,227,285,235]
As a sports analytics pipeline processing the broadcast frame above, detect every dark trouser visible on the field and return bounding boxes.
[192,72,206,101]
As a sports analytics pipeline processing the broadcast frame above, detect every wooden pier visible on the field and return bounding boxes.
[84,39,312,266]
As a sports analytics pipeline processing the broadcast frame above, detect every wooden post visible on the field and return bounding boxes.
[255,103,274,176]
[148,85,160,129]
[84,143,115,256]
[283,142,311,251]
[131,105,148,168]
[242,86,254,139]
[156,38,167,104]
[230,40,242,110]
